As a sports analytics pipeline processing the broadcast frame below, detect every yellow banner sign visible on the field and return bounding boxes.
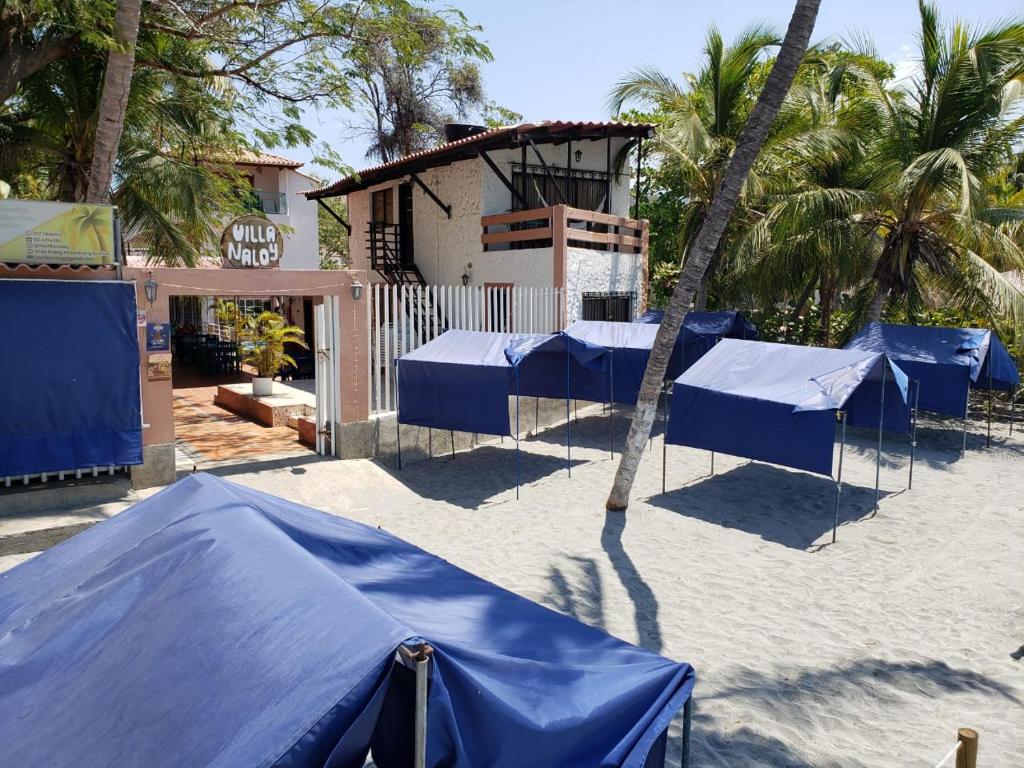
[0,200,116,265]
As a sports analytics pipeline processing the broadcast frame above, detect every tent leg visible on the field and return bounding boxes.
[535,397,539,435]
[661,385,668,494]
[710,451,715,476]
[608,357,615,459]
[396,420,402,470]
[1011,387,1016,436]
[515,369,521,501]
[908,380,919,490]
[680,697,692,768]
[428,428,432,458]
[833,411,847,544]
[566,345,572,478]
[450,430,455,458]
[961,388,970,458]
[400,643,432,768]
[574,399,578,423]
[987,380,993,448]
[874,360,887,512]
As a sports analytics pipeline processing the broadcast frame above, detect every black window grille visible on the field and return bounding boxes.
[581,292,634,322]
[510,164,611,212]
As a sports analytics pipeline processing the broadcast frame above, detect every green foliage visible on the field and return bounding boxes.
[319,199,350,269]
[240,311,308,379]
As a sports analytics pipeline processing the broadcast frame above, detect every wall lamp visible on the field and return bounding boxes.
[351,280,364,301]
[144,272,158,306]
[460,262,472,286]
[574,148,583,163]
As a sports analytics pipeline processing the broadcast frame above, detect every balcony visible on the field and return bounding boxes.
[242,189,288,215]
[480,205,648,256]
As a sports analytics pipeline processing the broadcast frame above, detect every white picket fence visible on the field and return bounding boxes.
[369,283,565,414]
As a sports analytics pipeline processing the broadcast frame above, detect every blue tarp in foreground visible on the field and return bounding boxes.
[667,339,910,476]
[0,474,694,768]
[845,323,1020,418]
[0,279,142,476]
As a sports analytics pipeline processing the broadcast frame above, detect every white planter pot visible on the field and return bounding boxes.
[252,377,274,397]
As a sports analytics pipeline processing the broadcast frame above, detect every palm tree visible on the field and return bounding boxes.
[606,0,823,511]
[609,24,780,309]
[851,1,1024,327]
[87,0,142,204]
[0,45,241,265]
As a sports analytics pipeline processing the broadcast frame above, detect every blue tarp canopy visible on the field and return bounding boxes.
[396,330,603,436]
[845,323,1021,418]
[0,279,142,476]
[635,310,759,370]
[667,339,911,476]
[0,473,695,768]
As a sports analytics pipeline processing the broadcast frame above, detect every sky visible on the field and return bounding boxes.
[287,0,1017,182]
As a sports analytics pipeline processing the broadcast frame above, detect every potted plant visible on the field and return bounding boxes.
[240,311,308,396]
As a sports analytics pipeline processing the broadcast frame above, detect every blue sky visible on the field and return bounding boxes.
[288,0,1015,181]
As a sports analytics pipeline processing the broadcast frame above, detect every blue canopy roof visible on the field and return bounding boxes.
[0,473,695,768]
[397,330,603,436]
[667,339,911,476]
[845,323,1020,417]
[636,309,760,372]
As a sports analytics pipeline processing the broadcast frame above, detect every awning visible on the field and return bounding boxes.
[845,323,1020,417]
[667,339,910,476]
[0,473,696,768]
[636,310,760,371]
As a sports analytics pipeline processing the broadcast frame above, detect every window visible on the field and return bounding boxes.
[372,188,394,224]
[581,292,634,322]
[511,164,611,212]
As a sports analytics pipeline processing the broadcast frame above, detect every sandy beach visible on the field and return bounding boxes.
[6,407,1023,766]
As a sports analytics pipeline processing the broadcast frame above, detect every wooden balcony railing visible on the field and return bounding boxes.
[480,205,648,255]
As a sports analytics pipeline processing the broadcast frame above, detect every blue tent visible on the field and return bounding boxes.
[845,323,1020,418]
[635,310,760,370]
[667,339,911,477]
[0,474,695,768]
[396,330,603,437]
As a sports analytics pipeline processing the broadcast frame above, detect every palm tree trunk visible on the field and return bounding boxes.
[866,279,889,323]
[819,273,835,346]
[85,0,142,204]
[605,0,822,511]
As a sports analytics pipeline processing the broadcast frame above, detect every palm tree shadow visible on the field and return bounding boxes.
[649,462,888,550]
[601,512,663,653]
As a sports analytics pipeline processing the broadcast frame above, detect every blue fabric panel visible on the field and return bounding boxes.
[0,279,142,476]
[976,333,1020,392]
[0,474,695,768]
[398,359,512,436]
[668,386,838,475]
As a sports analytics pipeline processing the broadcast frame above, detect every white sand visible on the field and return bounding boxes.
[10,408,1024,765]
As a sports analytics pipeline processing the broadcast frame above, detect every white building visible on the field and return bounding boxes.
[306,121,653,323]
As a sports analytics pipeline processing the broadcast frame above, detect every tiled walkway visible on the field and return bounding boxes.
[172,367,313,465]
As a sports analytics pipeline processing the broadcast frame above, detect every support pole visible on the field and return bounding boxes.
[833,411,847,544]
[875,360,887,511]
[395,362,403,470]
[661,383,668,494]
[535,397,539,435]
[955,727,978,768]
[710,451,715,476]
[428,428,432,458]
[608,355,615,459]
[450,430,455,458]
[1011,386,1017,436]
[681,698,693,768]
[987,366,993,448]
[961,388,970,458]
[909,379,920,490]
[398,643,433,768]
[566,343,572,477]
[515,367,521,500]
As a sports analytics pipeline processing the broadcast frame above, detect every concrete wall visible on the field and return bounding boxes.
[564,246,644,322]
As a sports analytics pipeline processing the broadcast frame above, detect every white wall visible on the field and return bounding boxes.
[411,161,483,285]
[564,246,643,322]
[276,168,320,270]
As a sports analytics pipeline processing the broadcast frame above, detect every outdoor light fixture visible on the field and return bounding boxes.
[144,272,158,306]
[351,280,363,301]
[461,271,470,287]
[574,148,583,163]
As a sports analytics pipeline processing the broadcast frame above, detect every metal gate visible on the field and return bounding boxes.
[313,297,341,456]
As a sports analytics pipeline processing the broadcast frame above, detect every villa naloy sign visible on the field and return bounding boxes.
[221,214,283,269]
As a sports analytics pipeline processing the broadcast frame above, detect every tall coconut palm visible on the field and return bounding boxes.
[0,44,241,265]
[851,1,1024,327]
[606,0,823,511]
[609,24,781,309]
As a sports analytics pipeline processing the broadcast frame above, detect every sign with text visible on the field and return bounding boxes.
[220,215,283,269]
[0,200,116,265]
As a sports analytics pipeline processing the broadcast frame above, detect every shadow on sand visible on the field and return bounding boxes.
[649,461,891,550]
[378,444,584,509]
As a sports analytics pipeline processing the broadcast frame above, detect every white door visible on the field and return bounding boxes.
[314,297,340,456]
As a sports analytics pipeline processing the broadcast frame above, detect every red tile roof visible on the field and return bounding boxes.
[304,120,654,199]
[234,150,304,169]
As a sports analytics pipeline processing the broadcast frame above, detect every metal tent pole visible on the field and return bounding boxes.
[395,361,403,470]
[608,355,615,458]
[961,388,970,458]
[450,430,455,458]
[661,383,668,494]
[909,379,920,490]
[681,697,693,768]
[428,428,432,458]
[710,451,715,476]
[1011,387,1017,436]
[566,342,572,477]
[987,366,993,448]
[399,643,432,768]
[833,411,847,544]
[515,367,521,500]
[535,397,539,435]
[874,360,887,511]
